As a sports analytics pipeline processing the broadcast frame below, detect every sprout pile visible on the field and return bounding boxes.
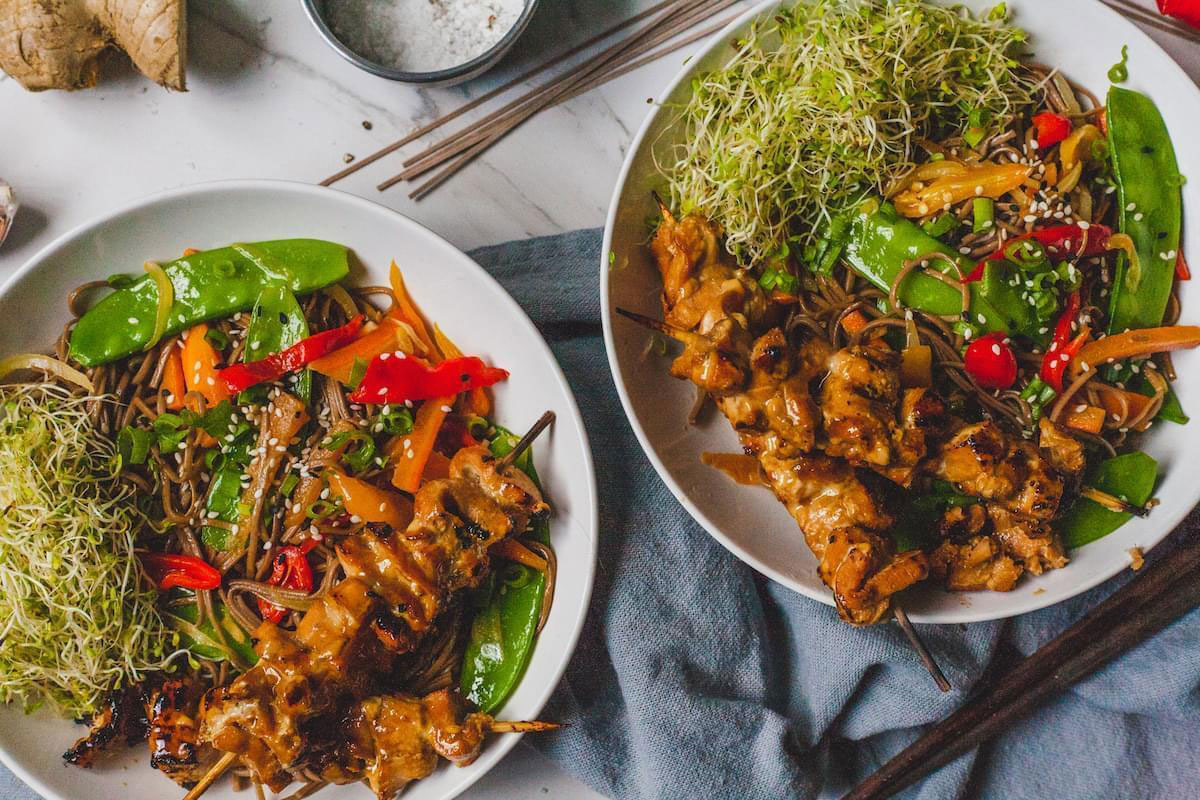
[661,0,1037,265]
[0,384,181,717]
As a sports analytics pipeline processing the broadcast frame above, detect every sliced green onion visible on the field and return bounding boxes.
[347,357,369,390]
[142,260,174,351]
[117,426,153,466]
[972,197,994,233]
[205,327,230,351]
[280,473,300,496]
[376,405,414,436]
[306,498,340,520]
[922,213,957,238]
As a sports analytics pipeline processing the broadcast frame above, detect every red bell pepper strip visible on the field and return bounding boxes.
[1158,0,1200,29]
[964,224,1114,283]
[219,316,364,394]
[1032,112,1072,148]
[348,354,509,405]
[1040,291,1085,391]
[1177,249,1191,281]
[257,538,318,624]
[139,552,222,591]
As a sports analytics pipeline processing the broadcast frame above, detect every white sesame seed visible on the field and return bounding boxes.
[128,317,138,325]
[1134,212,1144,222]
[991,344,1001,356]
[440,405,452,413]
[1126,202,1136,211]
[1074,404,1088,414]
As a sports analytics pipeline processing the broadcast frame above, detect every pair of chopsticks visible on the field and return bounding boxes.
[321,0,741,198]
[1103,0,1200,44]
[844,525,1200,800]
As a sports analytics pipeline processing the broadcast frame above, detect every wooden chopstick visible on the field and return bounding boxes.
[319,0,681,186]
[390,0,721,183]
[400,4,736,198]
[388,0,737,195]
[843,530,1200,800]
[1102,0,1200,45]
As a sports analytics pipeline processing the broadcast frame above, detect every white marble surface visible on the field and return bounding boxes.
[1,1,1198,798]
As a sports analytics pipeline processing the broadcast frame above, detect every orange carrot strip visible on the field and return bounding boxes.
[327,470,414,529]
[309,319,411,384]
[389,399,450,493]
[161,348,187,411]
[1073,326,1200,376]
[421,450,451,483]
[840,310,870,335]
[1064,404,1106,435]
[181,324,230,409]
[492,538,548,571]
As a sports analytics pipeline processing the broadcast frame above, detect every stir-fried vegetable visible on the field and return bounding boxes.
[1059,451,1158,548]
[138,552,222,591]
[245,285,313,403]
[327,470,413,529]
[964,333,1017,389]
[69,239,349,367]
[1106,87,1183,331]
[460,427,549,714]
[256,540,318,625]
[347,355,509,405]
[218,316,364,394]
[664,0,1036,263]
[0,353,94,393]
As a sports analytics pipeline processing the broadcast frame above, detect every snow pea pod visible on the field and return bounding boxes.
[1106,87,1183,334]
[1058,450,1157,549]
[245,284,312,404]
[69,239,349,367]
[460,427,548,714]
[841,204,1024,334]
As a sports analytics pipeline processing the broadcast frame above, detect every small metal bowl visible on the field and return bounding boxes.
[301,0,541,87]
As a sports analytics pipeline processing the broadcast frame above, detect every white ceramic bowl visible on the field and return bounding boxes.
[603,0,1200,623]
[0,180,597,800]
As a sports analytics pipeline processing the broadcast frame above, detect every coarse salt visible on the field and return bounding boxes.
[327,0,524,73]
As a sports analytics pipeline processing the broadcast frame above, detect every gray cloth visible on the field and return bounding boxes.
[4,229,1198,800]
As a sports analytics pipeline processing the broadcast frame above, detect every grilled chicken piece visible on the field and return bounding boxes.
[987,506,1068,575]
[201,577,390,792]
[716,329,829,456]
[339,444,548,653]
[889,388,953,485]
[63,683,150,767]
[935,422,1067,519]
[821,344,902,467]
[326,688,495,800]
[930,535,1023,592]
[1038,417,1086,476]
[758,451,928,624]
[146,678,221,787]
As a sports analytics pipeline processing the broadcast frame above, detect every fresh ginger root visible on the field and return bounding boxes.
[0,0,186,91]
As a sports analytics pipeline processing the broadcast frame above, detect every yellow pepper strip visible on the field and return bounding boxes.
[1059,124,1104,173]
[894,162,1032,217]
[327,469,414,529]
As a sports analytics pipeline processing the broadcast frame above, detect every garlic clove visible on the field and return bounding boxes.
[0,180,16,249]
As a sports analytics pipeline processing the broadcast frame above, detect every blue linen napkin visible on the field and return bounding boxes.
[4,229,1198,800]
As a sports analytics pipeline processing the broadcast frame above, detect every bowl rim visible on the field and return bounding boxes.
[600,0,1200,624]
[0,178,598,800]
[299,0,541,84]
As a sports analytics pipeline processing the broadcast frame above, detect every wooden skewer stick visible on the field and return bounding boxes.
[384,0,733,191]
[181,751,238,800]
[1081,486,1150,517]
[319,0,680,186]
[613,307,707,347]
[279,780,330,800]
[402,12,737,199]
[254,780,266,800]
[497,410,556,469]
[395,0,718,176]
[893,603,952,693]
[489,719,563,733]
